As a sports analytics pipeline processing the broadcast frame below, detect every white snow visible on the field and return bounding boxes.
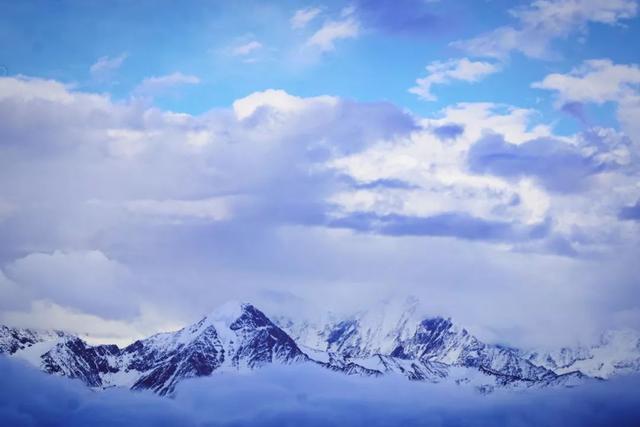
[12,337,65,367]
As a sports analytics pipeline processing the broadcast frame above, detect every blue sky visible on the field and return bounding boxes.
[0,0,639,349]
[3,0,637,121]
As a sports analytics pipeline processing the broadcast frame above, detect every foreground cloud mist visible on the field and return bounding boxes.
[1,357,640,427]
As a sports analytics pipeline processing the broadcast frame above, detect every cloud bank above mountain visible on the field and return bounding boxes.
[0,74,638,349]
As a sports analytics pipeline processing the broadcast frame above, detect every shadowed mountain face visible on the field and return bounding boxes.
[1,300,637,396]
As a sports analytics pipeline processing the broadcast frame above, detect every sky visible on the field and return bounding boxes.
[0,0,639,350]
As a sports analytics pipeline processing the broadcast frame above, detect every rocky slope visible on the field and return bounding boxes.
[523,328,640,379]
[1,300,636,396]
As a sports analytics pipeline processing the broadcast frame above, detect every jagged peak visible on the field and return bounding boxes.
[599,328,640,348]
[0,324,75,337]
[197,301,279,339]
[206,300,253,325]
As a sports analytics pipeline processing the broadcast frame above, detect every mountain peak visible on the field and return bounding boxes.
[206,301,253,325]
[3,302,638,397]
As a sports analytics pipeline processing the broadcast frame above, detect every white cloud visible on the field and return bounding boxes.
[0,76,638,347]
[90,53,128,77]
[0,76,93,104]
[328,99,640,257]
[232,89,338,120]
[532,59,640,104]
[533,59,640,144]
[0,300,183,346]
[453,0,638,59]
[409,58,501,101]
[329,102,555,225]
[306,17,360,51]
[230,40,263,56]
[291,7,322,29]
[4,250,137,319]
[134,72,200,96]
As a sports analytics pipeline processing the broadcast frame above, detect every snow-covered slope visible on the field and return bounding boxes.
[1,303,309,395]
[0,325,71,355]
[524,329,640,379]
[124,301,308,394]
[1,300,637,396]
[275,297,560,384]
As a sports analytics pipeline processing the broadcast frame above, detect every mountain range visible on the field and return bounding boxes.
[1,298,639,396]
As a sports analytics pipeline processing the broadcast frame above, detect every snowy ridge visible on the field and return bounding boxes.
[524,328,640,379]
[0,299,638,396]
[0,325,72,355]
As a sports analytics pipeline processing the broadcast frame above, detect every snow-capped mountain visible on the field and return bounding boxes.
[24,302,308,395]
[0,300,637,396]
[523,329,640,379]
[125,301,308,394]
[0,325,72,355]
[273,297,581,388]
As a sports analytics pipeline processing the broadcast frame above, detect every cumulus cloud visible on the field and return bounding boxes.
[467,131,631,193]
[232,89,338,120]
[409,58,500,101]
[432,123,465,140]
[533,59,640,144]
[329,103,555,227]
[453,0,638,59]
[329,101,640,261]
[533,59,640,104]
[2,357,640,427]
[0,76,638,348]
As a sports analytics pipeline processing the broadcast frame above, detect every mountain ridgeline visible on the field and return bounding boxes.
[1,300,638,396]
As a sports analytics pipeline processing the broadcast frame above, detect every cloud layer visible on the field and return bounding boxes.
[2,357,640,427]
[0,74,638,348]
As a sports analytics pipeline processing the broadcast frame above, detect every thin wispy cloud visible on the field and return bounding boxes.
[133,72,200,96]
[90,53,128,78]
[452,0,638,59]
[409,58,501,101]
[291,7,322,29]
[230,40,263,56]
[306,17,360,51]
